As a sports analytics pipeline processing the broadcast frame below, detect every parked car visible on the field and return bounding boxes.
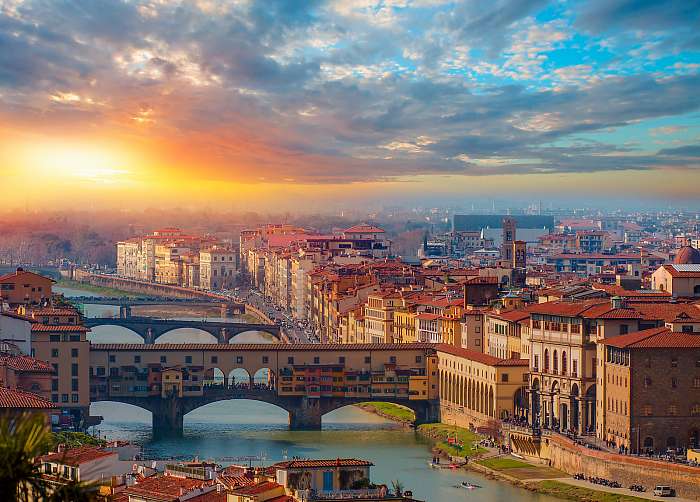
[653,486,674,497]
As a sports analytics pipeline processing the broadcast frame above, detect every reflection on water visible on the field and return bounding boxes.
[60,286,557,501]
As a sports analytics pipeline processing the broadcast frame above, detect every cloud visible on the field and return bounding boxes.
[0,0,699,184]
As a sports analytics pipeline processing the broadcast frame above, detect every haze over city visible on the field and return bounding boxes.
[1,0,700,210]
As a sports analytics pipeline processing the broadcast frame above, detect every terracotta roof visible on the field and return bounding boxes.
[660,264,700,278]
[230,481,281,495]
[0,270,56,283]
[188,490,227,502]
[436,344,528,367]
[343,223,385,234]
[31,324,89,332]
[527,300,607,317]
[603,327,700,349]
[91,343,436,351]
[416,313,441,321]
[272,458,373,469]
[0,354,53,373]
[0,386,56,409]
[126,474,210,501]
[29,308,80,317]
[39,446,114,467]
[489,310,530,323]
[464,276,498,285]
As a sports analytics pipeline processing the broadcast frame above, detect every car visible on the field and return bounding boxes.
[653,486,674,497]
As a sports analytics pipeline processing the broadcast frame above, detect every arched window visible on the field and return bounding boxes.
[694,284,700,296]
[561,352,567,376]
[544,349,549,372]
[553,350,558,373]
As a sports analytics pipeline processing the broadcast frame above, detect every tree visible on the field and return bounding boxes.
[391,479,405,496]
[0,413,97,501]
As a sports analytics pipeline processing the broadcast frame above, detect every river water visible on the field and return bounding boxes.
[56,285,557,502]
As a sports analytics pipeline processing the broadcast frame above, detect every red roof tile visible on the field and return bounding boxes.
[0,386,56,409]
[31,324,89,332]
[436,344,529,367]
[272,458,373,469]
[343,224,385,234]
[39,446,115,466]
[126,474,210,501]
[230,481,281,495]
[603,327,700,349]
[0,354,53,373]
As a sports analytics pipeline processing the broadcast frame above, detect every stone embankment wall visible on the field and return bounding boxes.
[547,434,700,500]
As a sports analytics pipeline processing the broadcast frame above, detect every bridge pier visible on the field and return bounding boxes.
[413,400,441,425]
[219,328,228,344]
[152,398,185,438]
[144,328,154,345]
[119,305,132,319]
[288,398,323,430]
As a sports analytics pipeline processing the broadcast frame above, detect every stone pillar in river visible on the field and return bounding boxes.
[288,397,323,430]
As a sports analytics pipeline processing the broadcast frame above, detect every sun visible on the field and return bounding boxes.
[14,140,132,185]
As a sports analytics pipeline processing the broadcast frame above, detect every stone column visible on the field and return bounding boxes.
[578,399,586,436]
[144,327,154,345]
[151,398,184,438]
[288,398,322,430]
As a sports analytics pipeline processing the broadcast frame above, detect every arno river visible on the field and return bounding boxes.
[57,285,558,502]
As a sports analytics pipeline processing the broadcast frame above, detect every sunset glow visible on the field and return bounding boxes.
[1,0,699,210]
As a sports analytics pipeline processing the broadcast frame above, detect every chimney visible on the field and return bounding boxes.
[610,296,626,309]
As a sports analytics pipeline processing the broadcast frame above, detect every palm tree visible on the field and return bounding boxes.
[0,413,97,501]
[0,412,51,501]
[391,479,404,496]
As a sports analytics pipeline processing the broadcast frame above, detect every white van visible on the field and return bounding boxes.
[653,486,674,497]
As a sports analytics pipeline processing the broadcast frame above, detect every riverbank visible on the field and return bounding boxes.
[56,279,147,299]
[355,402,415,426]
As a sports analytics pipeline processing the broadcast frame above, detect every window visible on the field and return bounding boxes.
[185,356,192,364]
[694,377,700,389]
[572,360,578,377]
[71,394,79,403]
[642,404,653,416]
[61,394,68,403]
[51,349,59,358]
[262,356,269,364]
[211,356,218,364]
[501,373,509,382]
[533,355,539,371]
[668,404,678,416]
[71,379,79,391]
[71,348,79,358]
[71,363,79,377]
[415,356,422,363]
[365,356,371,364]
[691,404,700,416]
[160,356,167,363]
[109,355,116,363]
[52,394,58,403]
[288,357,294,364]
[619,324,629,335]
[96,367,105,376]
[134,355,141,364]
[236,356,243,364]
[671,357,678,368]
[644,376,652,388]
[672,377,678,389]
[52,379,58,391]
[314,357,320,364]
[339,356,345,364]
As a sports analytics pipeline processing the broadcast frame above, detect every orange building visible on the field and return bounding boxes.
[0,268,54,306]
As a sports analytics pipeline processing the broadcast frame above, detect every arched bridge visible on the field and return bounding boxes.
[93,385,437,438]
[89,342,440,437]
[84,317,281,343]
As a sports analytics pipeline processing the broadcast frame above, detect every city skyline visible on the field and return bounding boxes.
[2,0,700,210]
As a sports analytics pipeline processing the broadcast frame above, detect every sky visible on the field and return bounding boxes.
[1,0,699,211]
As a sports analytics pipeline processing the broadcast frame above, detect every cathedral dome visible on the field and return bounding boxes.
[674,246,700,265]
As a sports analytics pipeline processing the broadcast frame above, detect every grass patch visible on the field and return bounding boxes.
[477,457,532,470]
[537,481,649,502]
[358,402,416,422]
[55,279,147,299]
[417,423,486,458]
[49,431,105,450]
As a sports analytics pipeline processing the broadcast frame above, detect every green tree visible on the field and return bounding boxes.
[0,413,97,501]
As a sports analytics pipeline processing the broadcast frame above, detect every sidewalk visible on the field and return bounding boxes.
[553,477,695,502]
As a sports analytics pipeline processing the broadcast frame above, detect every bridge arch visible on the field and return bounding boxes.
[154,328,219,345]
[228,329,280,344]
[228,368,252,388]
[87,325,145,344]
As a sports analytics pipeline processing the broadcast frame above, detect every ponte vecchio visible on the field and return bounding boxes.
[89,343,441,436]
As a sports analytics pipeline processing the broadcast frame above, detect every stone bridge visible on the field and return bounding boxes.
[84,317,281,343]
[89,342,441,437]
[93,386,438,437]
